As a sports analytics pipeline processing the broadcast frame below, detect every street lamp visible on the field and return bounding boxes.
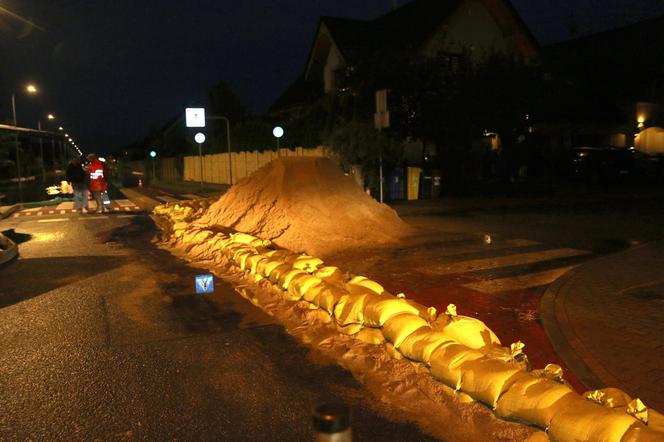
[195,132,206,192]
[273,126,284,156]
[47,114,55,120]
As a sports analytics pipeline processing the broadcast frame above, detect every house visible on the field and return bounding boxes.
[271,0,538,116]
[270,0,538,198]
[543,14,664,155]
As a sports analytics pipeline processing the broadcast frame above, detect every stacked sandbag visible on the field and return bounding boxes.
[153,202,664,442]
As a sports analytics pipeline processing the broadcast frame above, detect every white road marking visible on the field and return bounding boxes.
[116,199,135,207]
[431,238,539,258]
[114,207,120,211]
[424,248,590,275]
[37,218,69,223]
[56,202,74,210]
[124,207,131,211]
[37,211,43,216]
[463,266,576,293]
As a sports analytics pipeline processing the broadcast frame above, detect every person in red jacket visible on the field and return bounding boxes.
[87,153,109,213]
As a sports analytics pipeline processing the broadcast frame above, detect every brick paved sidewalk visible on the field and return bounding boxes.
[541,241,664,412]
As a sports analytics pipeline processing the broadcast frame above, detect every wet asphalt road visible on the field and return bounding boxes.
[0,213,436,441]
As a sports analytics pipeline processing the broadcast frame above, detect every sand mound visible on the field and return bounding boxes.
[196,157,411,257]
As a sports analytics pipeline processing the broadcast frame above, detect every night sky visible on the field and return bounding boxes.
[2,0,664,154]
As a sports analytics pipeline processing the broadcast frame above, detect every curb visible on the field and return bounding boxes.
[0,204,22,220]
[118,187,161,212]
[540,268,605,390]
[540,243,654,391]
[0,233,18,265]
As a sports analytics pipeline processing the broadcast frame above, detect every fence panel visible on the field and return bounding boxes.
[180,147,330,184]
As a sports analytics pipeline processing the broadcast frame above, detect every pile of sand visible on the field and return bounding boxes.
[195,157,411,257]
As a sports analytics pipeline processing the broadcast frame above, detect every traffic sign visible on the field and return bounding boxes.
[195,274,214,294]
[186,108,206,128]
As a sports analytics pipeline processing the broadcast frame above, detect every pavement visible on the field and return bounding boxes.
[541,240,664,412]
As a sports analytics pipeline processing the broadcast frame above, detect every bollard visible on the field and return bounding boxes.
[313,403,352,442]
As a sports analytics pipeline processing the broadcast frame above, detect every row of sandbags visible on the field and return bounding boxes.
[152,198,214,223]
[154,205,663,442]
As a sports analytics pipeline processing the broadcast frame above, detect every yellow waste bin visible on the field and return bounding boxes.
[407,167,422,200]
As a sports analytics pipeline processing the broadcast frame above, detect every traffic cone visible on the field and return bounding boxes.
[138,179,143,188]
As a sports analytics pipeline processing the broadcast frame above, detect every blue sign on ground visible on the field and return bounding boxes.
[195,274,214,294]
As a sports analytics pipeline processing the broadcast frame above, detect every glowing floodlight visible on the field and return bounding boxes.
[194,132,206,144]
[273,126,284,138]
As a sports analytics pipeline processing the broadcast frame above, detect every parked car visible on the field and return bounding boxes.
[571,146,664,185]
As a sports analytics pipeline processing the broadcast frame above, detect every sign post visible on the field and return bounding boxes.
[194,132,206,192]
[273,126,284,156]
[374,89,390,203]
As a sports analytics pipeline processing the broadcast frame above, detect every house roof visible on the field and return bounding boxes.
[268,75,321,116]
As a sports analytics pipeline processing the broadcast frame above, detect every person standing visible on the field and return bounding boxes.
[66,157,89,213]
[87,153,109,213]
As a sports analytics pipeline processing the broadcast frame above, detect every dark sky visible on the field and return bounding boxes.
[2,0,664,154]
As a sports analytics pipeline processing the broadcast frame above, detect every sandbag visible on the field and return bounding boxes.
[279,269,307,290]
[355,328,385,345]
[347,275,386,295]
[397,329,452,364]
[292,255,324,272]
[257,258,281,277]
[288,274,323,301]
[301,281,326,304]
[495,375,577,429]
[314,266,346,285]
[267,263,292,284]
[336,322,363,336]
[583,388,633,409]
[621,422,664,442]
[314,286,347,314]
[459,358,528,408]
[547,396,637,442]
[234,250,255,270]
[435,313,501,349]
[247,254,267,274]
[364,298,420,327]
[429,343,485,390]
[382,313,431,348]
[334,293,381,326]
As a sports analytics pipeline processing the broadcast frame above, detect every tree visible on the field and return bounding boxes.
[206,80,248,153]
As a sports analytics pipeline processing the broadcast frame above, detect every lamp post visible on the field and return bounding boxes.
[194,132,206,192]
[149,150,157,182]
[273,126,284,157]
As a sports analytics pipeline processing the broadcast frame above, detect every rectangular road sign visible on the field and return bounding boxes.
[195,274,214,294]
[185,108,206,128]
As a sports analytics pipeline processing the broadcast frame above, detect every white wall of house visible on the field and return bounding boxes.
[422,0,512,60]
[324,45,343,93]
